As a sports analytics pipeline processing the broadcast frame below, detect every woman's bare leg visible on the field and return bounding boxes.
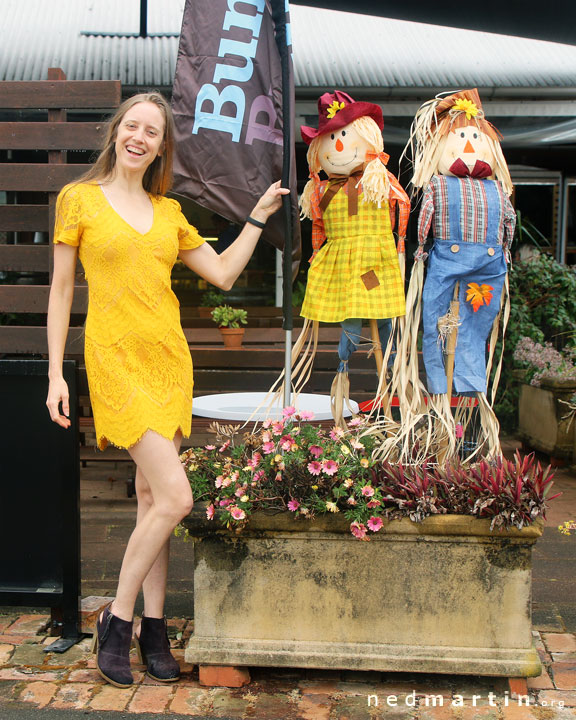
[135,432,183,620]
[110,430,192,622]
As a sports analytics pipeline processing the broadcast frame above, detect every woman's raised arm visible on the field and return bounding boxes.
[179,181,288,290]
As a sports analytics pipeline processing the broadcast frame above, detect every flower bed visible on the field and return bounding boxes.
[180,409,559,538]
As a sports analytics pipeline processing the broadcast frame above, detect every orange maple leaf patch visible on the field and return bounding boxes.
[466,282,494,312]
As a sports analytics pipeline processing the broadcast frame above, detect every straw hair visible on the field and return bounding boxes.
[403,91,513,196]
[299,116,390,219]
[70,92,175,196]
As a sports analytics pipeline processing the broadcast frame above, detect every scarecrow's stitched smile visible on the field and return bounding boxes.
[324,148,358,167]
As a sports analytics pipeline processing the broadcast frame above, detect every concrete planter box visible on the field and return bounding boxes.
[182,507,542,677]
[518,378,576,461]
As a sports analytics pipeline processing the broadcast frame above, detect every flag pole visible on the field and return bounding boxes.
[271,0,294,409]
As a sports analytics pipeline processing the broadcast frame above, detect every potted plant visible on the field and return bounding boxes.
[198,289,226,318]
[513,336,576,461]
[178,409,559,679]
[211,304,248,348]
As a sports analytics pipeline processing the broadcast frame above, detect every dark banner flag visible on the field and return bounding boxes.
[171,0,301,275]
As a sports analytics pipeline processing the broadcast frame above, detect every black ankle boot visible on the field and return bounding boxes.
[91,604,134,688]
[134,615,180,682]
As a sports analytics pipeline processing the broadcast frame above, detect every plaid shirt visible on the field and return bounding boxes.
[418,175,516,252]
[310,174,410,261]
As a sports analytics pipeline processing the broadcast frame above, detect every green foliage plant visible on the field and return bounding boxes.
[211,304,248,328]
[494,251,576,429]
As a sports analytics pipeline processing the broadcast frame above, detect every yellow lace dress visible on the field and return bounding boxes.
[54,182,205,450]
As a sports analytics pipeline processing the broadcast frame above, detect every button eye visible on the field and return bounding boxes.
[460,132,465,138]
[342,130,346,137]
[473,133,478,139]
[331,133,335,140]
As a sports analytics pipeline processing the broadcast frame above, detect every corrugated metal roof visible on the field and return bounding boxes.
[2,0,576,92]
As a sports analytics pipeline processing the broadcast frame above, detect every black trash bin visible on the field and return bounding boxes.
[0,359,80,651]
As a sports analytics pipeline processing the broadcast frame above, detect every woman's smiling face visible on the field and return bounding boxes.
[114,101,165,173]
[317,122,372,176]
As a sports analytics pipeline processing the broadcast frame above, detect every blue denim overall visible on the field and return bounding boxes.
[421,177,507,395]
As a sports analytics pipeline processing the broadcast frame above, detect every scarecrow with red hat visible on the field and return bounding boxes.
[391,88,515,462]
[294,91,409,424]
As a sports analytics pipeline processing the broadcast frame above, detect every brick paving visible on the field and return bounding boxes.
[0,437,575,717]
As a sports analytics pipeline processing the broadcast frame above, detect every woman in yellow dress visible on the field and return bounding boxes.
[46,92,287,688]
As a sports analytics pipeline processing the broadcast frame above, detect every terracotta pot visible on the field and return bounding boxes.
[218,327,245,348]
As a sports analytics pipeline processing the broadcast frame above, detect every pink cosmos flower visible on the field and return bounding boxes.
[322,459,339,476]
[367,500,381,509]
[350,521,367,539]
[230,506,246,520]
[206,504,215,520]
[235,485,247,497]
[262,441,275,455]
[282,406,297,418]
[309,445,323,458]
[204,444,216,450]
[367,516,383,532]
[347,496,357,506]
[307,461,322,476]
[253,470,265,483]
[272,421,284,436]
[455,424,464,439]
[219,498,232,507]
[219,440,231,453]
[261,430,272,443]
[247,452,262,469]
[287,499,300,512]
[348,417,363,427]
[221,477,232,488]
[262,419,272,429]
[299,410,315,421]
[215,476,223,488]
[361,485,374,497]
[329,426,345,440]
[280,435,293,451]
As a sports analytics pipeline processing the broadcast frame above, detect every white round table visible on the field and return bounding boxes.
[193,392,358,421]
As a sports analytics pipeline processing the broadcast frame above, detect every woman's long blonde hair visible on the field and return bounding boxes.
[299,116,390,219]
[73,92,175,196]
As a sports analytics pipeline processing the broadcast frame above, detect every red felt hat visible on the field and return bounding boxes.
[301,91,384,145]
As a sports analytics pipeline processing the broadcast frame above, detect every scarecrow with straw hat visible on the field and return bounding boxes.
[289,91,409,424]
[380,88,516,463]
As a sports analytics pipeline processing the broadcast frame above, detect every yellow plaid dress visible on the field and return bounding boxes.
[301,187,405,323]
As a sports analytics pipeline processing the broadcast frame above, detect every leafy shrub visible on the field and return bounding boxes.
[494,252,576,429]
[211,305,248,328]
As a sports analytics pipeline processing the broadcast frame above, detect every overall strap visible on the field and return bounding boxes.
[481,179,501,245]
[444,176,463,244]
